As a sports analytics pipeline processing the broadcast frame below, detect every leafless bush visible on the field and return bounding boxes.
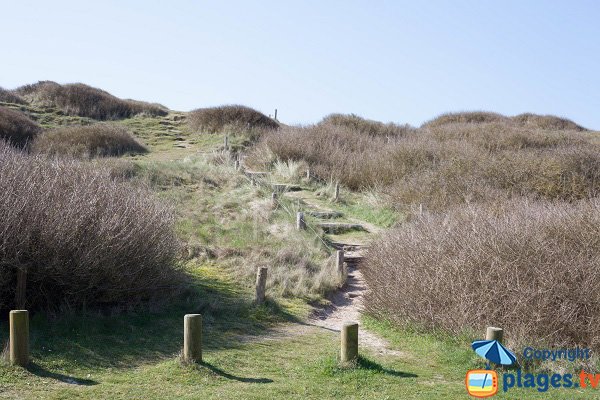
[0,141,184,311]
[422,111,510,128]
[188,105,279,135]
[0,106,41,149]
[513,113,587,131]
[0,87,26,104]
[320,113,414,136]
[15,81,168,120]
[250,118,600,210]
[32,123,147,158]
[362,198,600,349]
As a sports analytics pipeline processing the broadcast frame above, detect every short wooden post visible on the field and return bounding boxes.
[271,192,278,207]
[340,321,359,363]
[419,203,423,216]
[485,326,503,342]
[234,159,240,170]
[224,135,229,150]
[335,250,345,280]
[274,109,278,121]
[15,267,27,309]
[183,314,202,363]
[255,267,268,304]
[9,310,29,367]
[296,212,306,230]
[306,169,310,180]
[334,182,340,201]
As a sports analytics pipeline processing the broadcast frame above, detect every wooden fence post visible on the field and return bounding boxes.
[336,250,345,281]
[334,182,340,201]
[274,109,278,121]
[234,159,240,171]
[485,326,503,342]
[296,212,306,230]
[255,267,268,304]
[224,135,229,151]
[183,314,202,363]
[9,310,29,367]
[306,169,310,180]
[419,203,423,216]
[340,321,359,363]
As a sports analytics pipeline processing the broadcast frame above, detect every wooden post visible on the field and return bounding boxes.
[419,203,423,216]
[306,169,310,180]
[335,250,345,280]
[224,135,229,151]
[296,212,306,230]
[9,310,29,367]
[255,267,268,304]
[485,326,503,342]
[15,267,27,309]
[274,109,278,121]
[334,182,340,201]
[340,321,359,363]
[234,159,240,170]
[183,314,202,363]
[271,192,278,207]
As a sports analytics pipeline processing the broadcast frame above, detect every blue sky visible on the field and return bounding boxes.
[1,0,599,128]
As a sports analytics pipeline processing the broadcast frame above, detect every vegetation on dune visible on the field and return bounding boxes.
[0,87,26,104]
[0,106,42,149]
[363,199,600,351]
[0,141,184,312]
[14,81,168,120]
[32,123,148,158]
[320,113,414,136]
[188,105,279,138]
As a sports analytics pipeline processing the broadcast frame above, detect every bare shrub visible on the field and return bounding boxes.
[15,81,168,120]
[0,106,41,149]
[0,87,26,104]
[422,111,510,128]
[0,141,184,311]
[251,116,600,210]
[513,113,587,131]
[32,123,147,158]
[320,113,414,136]
[362,198,600,350]
[188,105,279,135]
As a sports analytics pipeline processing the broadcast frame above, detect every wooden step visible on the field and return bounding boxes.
[316,222,365,234]
[307,210,343,219]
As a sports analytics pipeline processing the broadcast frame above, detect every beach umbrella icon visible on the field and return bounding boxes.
[471,340,517,366]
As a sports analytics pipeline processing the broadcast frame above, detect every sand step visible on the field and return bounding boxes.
[307,210,343,219]
[316,222,365,234]
[272,183,303,193]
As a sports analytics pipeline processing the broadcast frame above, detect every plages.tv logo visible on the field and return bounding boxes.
[466,328,517,398]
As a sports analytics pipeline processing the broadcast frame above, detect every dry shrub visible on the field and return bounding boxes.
[0,141,184,311]
[32,124,147,158]
[251,117,600,210]
[422,111,510,128]
[362,198,600,349]
[0,106,41,149]
[320,113,414,136]
[188,105,279,135]
[513,113,586,131]
[15,81,168,120]
[0,87,26,104]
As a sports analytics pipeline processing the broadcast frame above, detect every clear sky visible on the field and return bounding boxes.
[1,0,599,128]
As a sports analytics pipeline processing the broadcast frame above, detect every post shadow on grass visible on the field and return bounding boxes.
[351,356,418,378]
[27,362,98,386]
[200,361,273,384]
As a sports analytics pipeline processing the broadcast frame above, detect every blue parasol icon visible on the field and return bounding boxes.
[471,340,517,366]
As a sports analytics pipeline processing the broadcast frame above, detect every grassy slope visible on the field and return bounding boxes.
[0,108,595,399]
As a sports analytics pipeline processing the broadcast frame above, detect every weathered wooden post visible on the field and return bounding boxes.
[485,326,503,342]
[419,203,423,216]
[271,192,278,207]
[9,310,29,366]
[340,321,359,363]
[334,182,340,201]
[224,135,229,151]
[234,159,240,171]
[15,267,27,309]
[274,109,278,121]
[296,212,306,230]
[335,250,345,280]
[306,169,310,180]
[183,314,202,363]
[255,267,268,305]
